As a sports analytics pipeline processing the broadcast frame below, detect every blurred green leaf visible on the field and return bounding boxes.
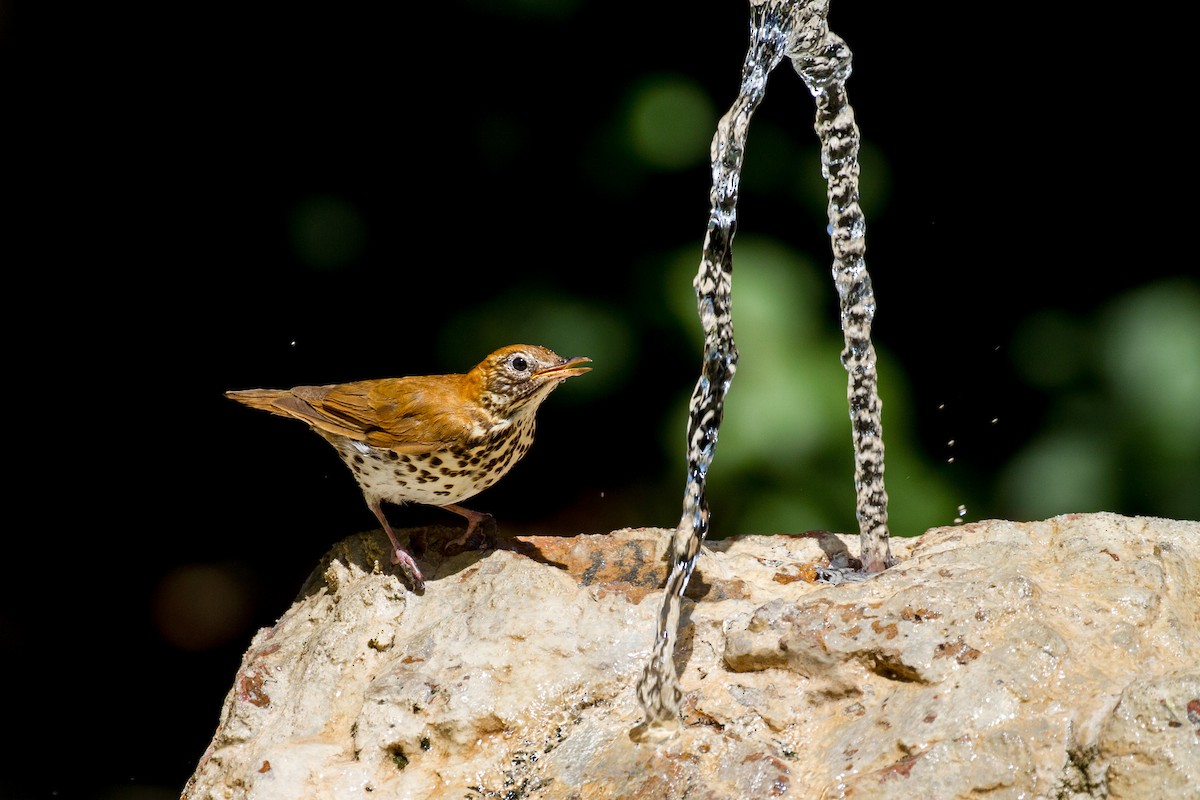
[1100,279,1200,458]
[998,431,1118,520]
[625,74,715,171]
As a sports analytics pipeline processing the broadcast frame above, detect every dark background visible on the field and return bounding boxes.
[3,2,1195,798]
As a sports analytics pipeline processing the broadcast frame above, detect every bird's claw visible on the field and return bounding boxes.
[441,514,498,556]
[391,548,426,593]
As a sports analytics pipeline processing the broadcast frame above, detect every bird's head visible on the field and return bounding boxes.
[474,344,591,417]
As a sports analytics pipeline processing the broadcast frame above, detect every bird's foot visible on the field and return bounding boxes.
[391,547,426,593]
[441,510,498,556]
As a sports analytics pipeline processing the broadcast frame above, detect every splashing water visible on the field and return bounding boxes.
[633,0,892,739]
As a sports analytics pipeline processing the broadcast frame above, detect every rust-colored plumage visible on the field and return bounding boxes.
[227,344,591,591]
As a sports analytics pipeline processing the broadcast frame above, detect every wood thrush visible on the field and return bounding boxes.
[227,344,591,591]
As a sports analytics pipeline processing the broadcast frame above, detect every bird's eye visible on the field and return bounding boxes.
[510,355,529,372]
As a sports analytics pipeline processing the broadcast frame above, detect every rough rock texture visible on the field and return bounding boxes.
[185,513,1200,799]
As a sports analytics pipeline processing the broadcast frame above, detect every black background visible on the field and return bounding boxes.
[2,2,1193,797]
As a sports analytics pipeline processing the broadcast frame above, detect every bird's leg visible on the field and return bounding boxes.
[440,504,498,554]
[368,499,425,592]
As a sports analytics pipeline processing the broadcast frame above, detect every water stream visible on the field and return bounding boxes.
[633,0,892,739]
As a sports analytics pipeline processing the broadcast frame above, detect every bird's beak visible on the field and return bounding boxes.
[537,356,592,379]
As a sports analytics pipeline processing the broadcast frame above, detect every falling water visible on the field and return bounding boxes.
[633,0,891,738]
[796,18,893,575]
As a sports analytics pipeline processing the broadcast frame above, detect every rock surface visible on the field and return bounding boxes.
[184,513,1200,799]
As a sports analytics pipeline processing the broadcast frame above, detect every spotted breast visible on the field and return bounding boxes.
[327,414,537,509]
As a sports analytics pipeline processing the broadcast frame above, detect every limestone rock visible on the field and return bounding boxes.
[184,513,1200,799]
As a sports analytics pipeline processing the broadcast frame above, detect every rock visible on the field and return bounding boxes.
[184,513,1200,799]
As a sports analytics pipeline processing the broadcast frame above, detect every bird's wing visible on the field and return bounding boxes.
[287,376,481,453]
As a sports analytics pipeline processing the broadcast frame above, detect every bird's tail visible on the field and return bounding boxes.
[225,388,290,414]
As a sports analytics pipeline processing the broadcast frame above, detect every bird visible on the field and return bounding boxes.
[226,344,591,591]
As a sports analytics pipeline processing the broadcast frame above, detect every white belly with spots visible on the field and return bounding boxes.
[327,419,536,508]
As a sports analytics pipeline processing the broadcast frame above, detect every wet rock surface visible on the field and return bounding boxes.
[185,513,1200,799]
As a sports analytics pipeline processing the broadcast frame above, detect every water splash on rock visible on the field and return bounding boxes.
[634,0,892,738]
